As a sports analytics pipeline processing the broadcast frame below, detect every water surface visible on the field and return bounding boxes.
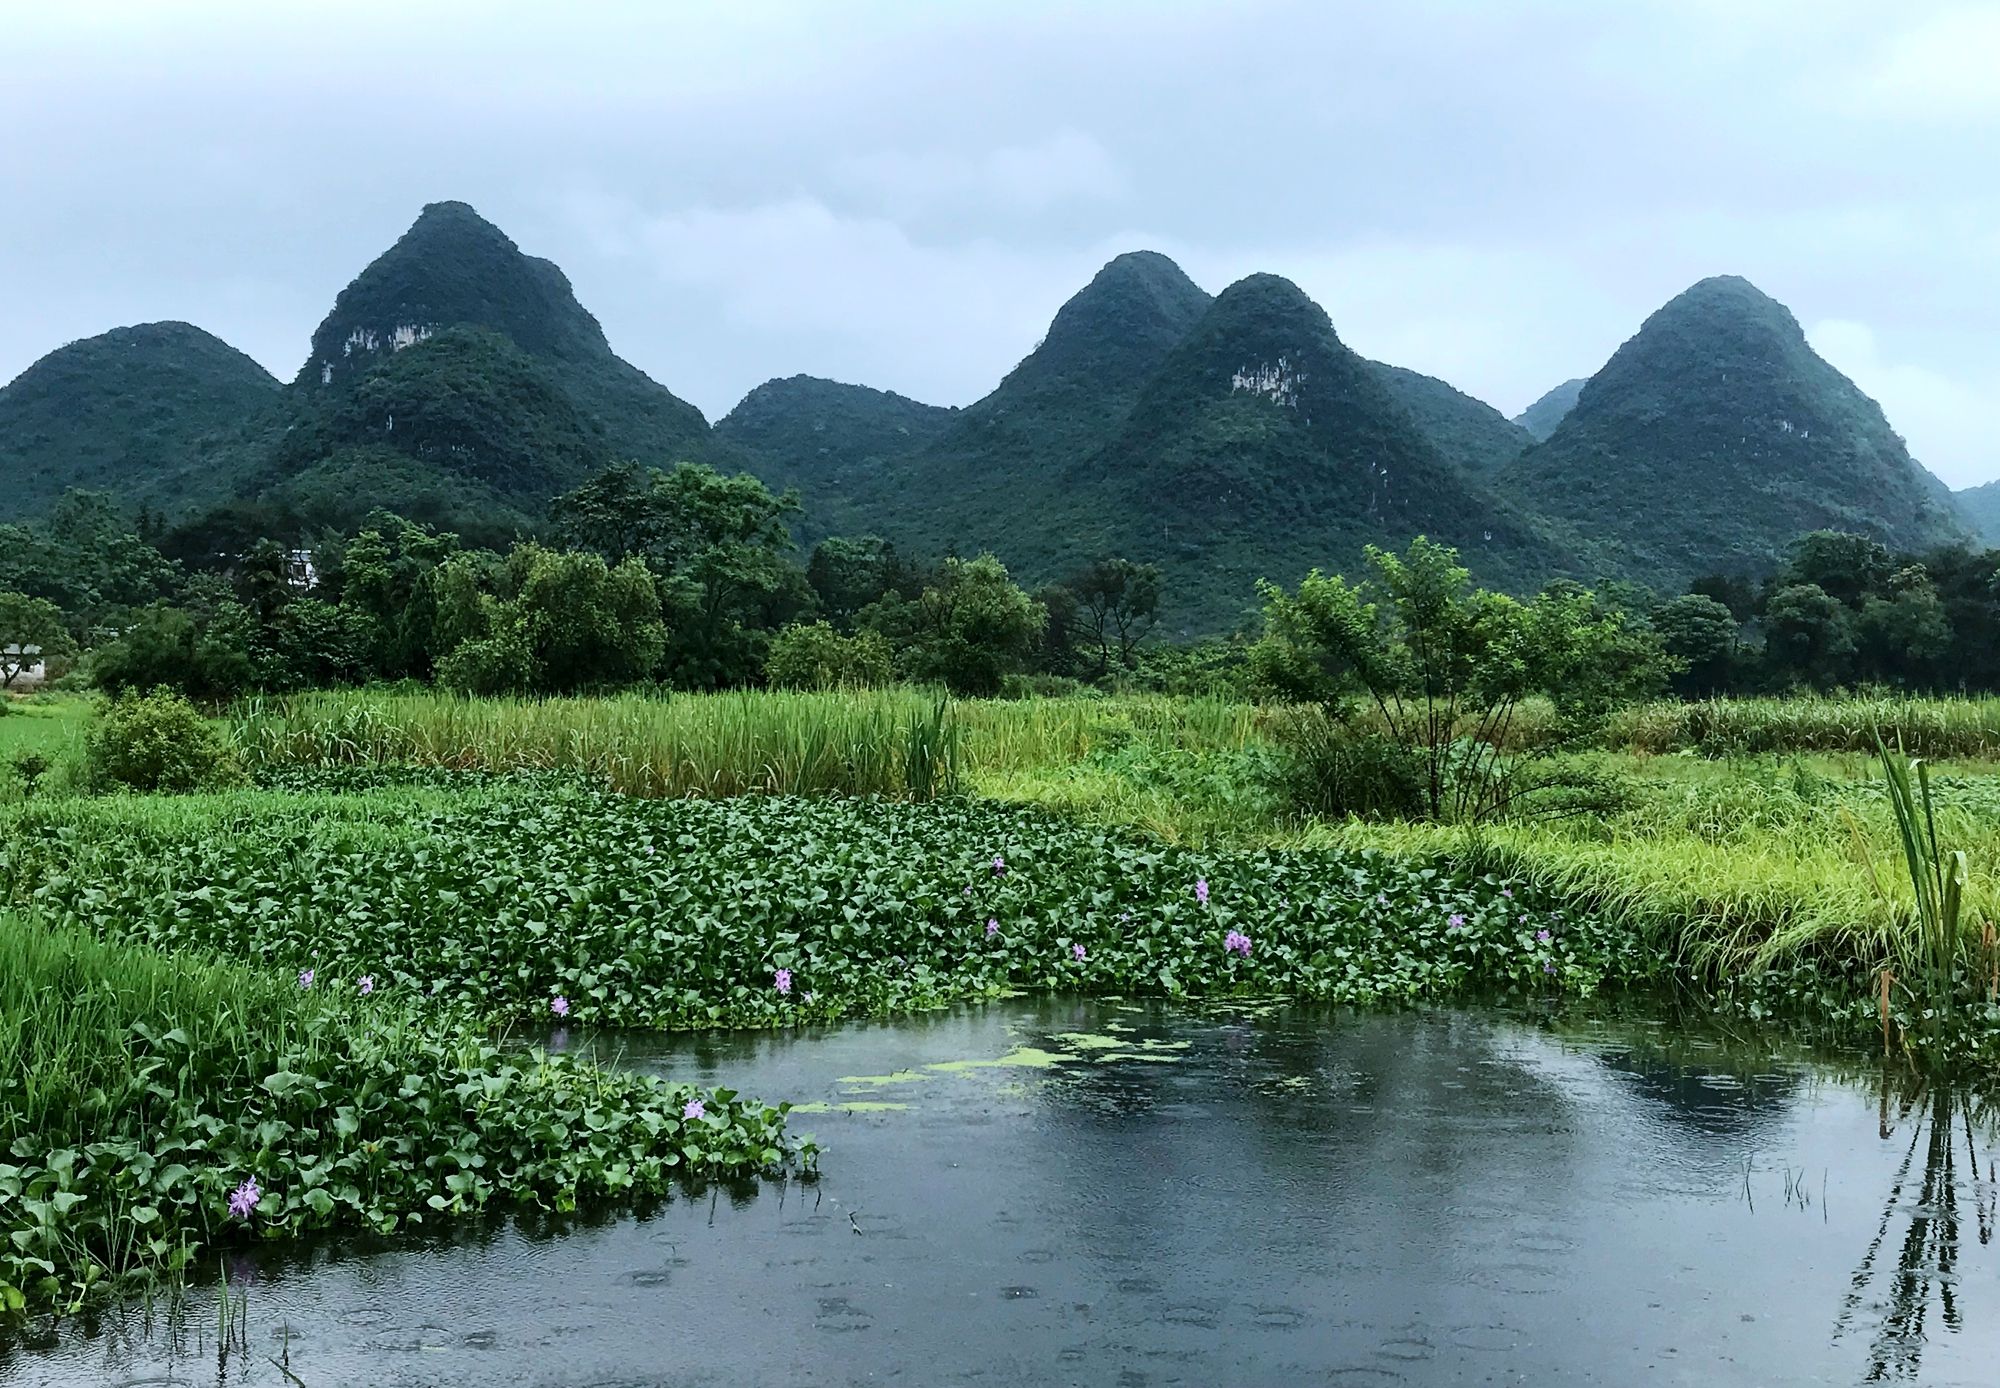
[9,999,1997,1386]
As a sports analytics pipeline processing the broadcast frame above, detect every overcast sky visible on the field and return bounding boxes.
[5,1,1997,483]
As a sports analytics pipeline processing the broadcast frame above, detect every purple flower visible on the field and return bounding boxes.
[683,1097,706,1121]
[1535,929,1551,944]
[1544,961,1557,975]
[1071,943,1087,962]
[551,995,570,1017]
[991,856,1007,877]
[227,1176,261,1220]
[1447,913,1466,930]
[1502,888,1514,899]
[774,968,793,995]
[1195,878,1210,906]
[1375,894,1388,907]
[963,885,974,897]
[297,968,314,990]
[1224,930,1252,958]
[358,975,375,996]
[986,918,1000,938]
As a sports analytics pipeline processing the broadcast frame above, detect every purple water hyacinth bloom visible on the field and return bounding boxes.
[991,856,1007,877]
[683,1097,706,1121]
[986,918,1000,938]
[774,968,793,995]
[1535,929,1552,944]
[1502,888,1514,899]
[1195,878,1210,906]
[1544,961,1557,975]
[358,975,375,996]
[1447,913,1466,930]
[297,968,314,990]
[963,885,974,897]
[1072,943,1087,962]
[1224,930,1252,958]
[227,1176,261,1220]
[551,996,570,1017]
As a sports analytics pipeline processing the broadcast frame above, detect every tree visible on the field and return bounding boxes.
[864,554,1045,697]
[764,621,895,689]
[1250,537,1663,822]
[806,536,914,629]
[431,543,666,695]
[1853,567,1950,687]
[552,462,810,688]
[1782,531,1894,609]
[1651,593,1739,696]
[1761,582,1855,688]
[0,592,72,688]
[1060,557,1161,679]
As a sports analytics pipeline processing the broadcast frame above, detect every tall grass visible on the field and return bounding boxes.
[232,688,1266,799]
[1608,695,2000,759]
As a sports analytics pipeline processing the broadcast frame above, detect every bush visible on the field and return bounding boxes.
[764,621,893,690]
[435,625,535,696]
[85,688,243,793]
[1275,718,1428,821]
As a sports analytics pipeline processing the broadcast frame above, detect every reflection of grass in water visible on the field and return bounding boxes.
[1834,1074,1999,1382]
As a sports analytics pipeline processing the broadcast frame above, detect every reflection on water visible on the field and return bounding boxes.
[1835,1077,1998,1382]
[6,1000,2000,1387]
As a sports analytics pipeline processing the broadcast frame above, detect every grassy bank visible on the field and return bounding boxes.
[0,896,801,1316]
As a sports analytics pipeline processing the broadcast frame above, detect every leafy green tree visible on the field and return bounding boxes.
[1250,537,1663,821]
[553,462,809,688]
[1761,582,1855,688]
[90,599,258,704]
[1062,557,1161,679]
[0,490,178,637]
[1781,531,1894,608]
[1651,593,1739,696]
[85,687,243,792]
[764,621,895,689]
[1854,567,1950,687]
[806,536,914,629]
[0,592,73,688]
[431,544,665,694]
[864,554,1045,697]
[339,514,462,678]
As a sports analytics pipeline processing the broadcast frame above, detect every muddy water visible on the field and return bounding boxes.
[8,1000,1998,1386]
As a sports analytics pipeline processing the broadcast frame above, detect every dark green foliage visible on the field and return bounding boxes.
[862,553,1046,696]
[0,593,71,688]
[1499,277,1969,590]
[84,688,243,792]
[432,544,665,695]
[1512,377,1586,440]
[806,535,917,629]
[0,490,181,637]
[91,601,258,703]
[553,462,810,688]
[1275,717,1428,821]
[1762,583,1855,687]
[0,323,280,522]
[764,620,895,689]
[1367,360,1534,472]
[1047,556,1162,679]
[715,375,953,535]
[1651,593,1740,696]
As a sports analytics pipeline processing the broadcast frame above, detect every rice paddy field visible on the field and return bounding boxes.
[12,682,2000,1372]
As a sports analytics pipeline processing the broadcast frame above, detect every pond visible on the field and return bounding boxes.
[7,999,1997,1386]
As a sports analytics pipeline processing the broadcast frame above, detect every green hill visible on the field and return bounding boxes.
[1367,361,1533,473]
[1497,276,1969,589]
[0,322,280,521]
[1513,378,1585,440]
[1065,274,1570,631]
[714,375,953,533]
[1956,481,2000,548]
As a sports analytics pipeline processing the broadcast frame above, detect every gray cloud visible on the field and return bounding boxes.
[4,0,1996,482]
